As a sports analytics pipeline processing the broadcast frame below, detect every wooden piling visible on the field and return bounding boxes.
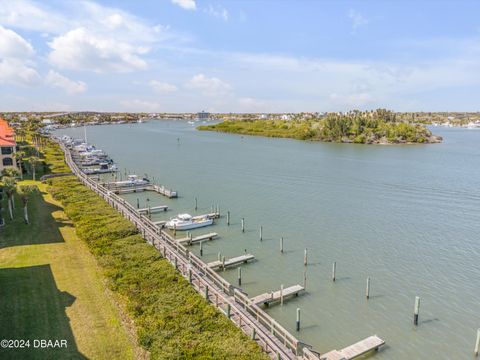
[303,268,307,290]
[280,284,284,306]
[414,296,420,325]
[188,268,192,283]
[199,241,203,256]
[136,198,139,209]
[238,267,242,286]
[222,256,226,271]
[475,328,480,356]
[296,308,301,331]
[280,237,284,253]
[227,211,230,225]
[304,248,308,266]
[366,277,371,299]
[241,218,245,233]
[195,197,197,210]
[332,262,336,282]
[205,285,209,301]
[260,226,263,241]
[227,304,231,319]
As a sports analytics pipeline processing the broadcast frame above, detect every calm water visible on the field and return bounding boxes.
[56,122,480,359]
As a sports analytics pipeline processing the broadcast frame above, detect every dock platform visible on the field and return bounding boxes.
[138,205,168,214]
[177,232,218,245]
[153,220,166,227]
[105,184,177,198]
[251,284,305,306]
[208,254,255,270]
[320,335,385,360]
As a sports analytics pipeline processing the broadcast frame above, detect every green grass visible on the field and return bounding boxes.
[47,175,268,359]
[0,181,139,360]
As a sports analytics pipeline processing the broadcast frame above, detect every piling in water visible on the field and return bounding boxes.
[241,218,245,233]
[238,267,242,286]
[280,237,284,253]
[332,262,336,282]
[260,226,263,241]
[304,248,308,266]
[475,328,480,356]
[414,296,420,325]
[296,308,301,331]
[366,277,371,299]
[227,211,230,225]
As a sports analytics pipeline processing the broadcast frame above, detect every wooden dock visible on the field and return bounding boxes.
[208,254,255,270]
[320,335,385,360]
[138,205,168,214]
[251,285,305,306]
[177,232,218,245]
[153,220,166,227]
[105,184,178,198]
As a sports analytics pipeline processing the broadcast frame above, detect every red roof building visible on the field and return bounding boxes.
[0,118,18,171]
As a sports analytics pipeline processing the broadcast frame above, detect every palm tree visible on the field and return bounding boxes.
[2,177,17,220]
[17,185,37,224]
[28,156,40,181]
[14,150,26,179]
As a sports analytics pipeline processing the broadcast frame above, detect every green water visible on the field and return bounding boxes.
[56,121,480,359]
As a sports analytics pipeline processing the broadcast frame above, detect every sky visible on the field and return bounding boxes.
[1,0,480,113]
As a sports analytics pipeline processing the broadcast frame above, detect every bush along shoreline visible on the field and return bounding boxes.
[43,141,267,359]
[198,109,443,144]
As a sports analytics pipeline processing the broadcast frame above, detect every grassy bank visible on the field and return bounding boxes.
[0,180,139,359]
[199,110,442,144]
[47,175,266,359]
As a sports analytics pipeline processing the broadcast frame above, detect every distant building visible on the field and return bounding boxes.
[197,111,210,120]
[0,118,18,173]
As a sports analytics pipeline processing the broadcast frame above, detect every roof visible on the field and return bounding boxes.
[0,118,16,147]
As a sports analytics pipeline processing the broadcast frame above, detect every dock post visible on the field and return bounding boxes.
[251,328,256,340]
[200,241,203,256]
[260,226,263,241]
[303,268,307,290]
[241,218,245,233]
[188,268,192,283]
[195,197,197,210]
[296,308,301,331]
[414,296,420,325]
[280,284,284,306]
[227,211,230,225]
[136,198,139,209]
[222,256,226,271]
[280,237,284,253]
[366,277,371,299]
[174,256,178,270]
[238,267,242,286]
[205,285,209,301]
[304,248,308,266]
[173,223,176,237]
[332,262,336,282]
[475,328,480,356]
[227,304,231,319]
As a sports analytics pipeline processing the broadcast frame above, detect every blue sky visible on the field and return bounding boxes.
[1,0,480,112]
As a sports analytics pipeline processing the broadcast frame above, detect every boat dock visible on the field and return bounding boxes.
[138,205,168,214]
[251,285,305,306]
[206,212,221,219]
[105,183,178,198]
[177,232,218,245]
[208,254,255,270]
[320,336,385,360]
[153,220,167,227]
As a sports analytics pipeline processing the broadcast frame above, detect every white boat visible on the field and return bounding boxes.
[83,163,117,175]
[166,214,213,230]
[108,174,150,188]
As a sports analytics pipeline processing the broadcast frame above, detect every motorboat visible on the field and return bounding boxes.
[107,174,150,188]
[166,214,213,231]
[83,163,117,175]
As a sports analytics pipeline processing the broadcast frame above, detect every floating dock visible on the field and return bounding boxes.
[138,205,168,214]
[320,335,385,360]
[208,254,255,270]
[105,184,177,198]
[177,232,218,245]
[251,284,305,306]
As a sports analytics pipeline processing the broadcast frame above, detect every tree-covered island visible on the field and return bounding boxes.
[198,109,443,144]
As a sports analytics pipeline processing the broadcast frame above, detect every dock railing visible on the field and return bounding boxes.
[57,140,316,360]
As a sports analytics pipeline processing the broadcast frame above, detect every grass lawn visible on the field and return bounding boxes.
[0,180,142,359]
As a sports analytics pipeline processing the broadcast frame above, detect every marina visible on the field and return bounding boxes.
[54,122,480,359]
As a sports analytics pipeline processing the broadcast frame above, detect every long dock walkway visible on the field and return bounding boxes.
[251,285,305,306]
[58,140,385,360]
[320,336,385,360]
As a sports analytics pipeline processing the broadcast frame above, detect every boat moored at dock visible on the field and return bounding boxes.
[166,213,213,230]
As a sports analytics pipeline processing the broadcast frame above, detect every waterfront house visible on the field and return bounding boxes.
[0,118,18,172]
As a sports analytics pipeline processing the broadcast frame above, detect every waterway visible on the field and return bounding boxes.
[56,121,480,359]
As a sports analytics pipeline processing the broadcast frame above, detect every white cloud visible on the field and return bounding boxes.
[348,9,369,33]
[205,5,228,21]
[48,27,148,73]
[120,99,162,112]
[45,70,87,95]
[149,80,178,93]
[186,73,232,96]
[0,25,39,85]
[171,0,196,11]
